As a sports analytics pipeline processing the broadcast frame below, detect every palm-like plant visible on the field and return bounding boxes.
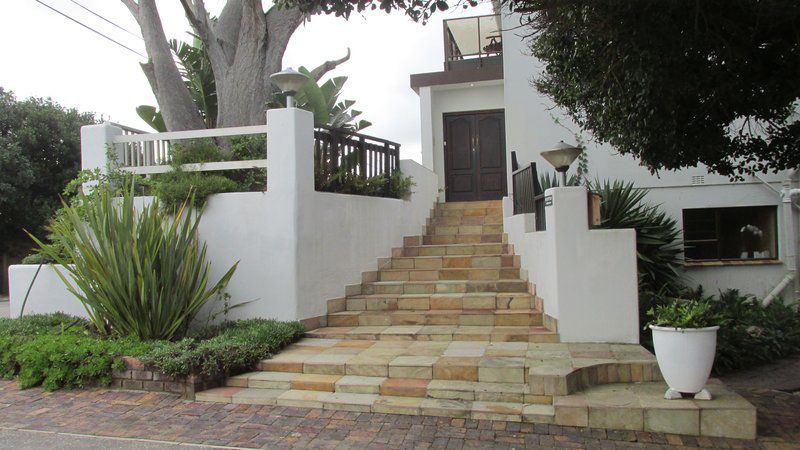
[30,186,237,340]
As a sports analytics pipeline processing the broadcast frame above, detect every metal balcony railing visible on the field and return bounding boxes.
[443,14,502,70]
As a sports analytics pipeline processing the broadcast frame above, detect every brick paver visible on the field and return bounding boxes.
[1,380,795,449]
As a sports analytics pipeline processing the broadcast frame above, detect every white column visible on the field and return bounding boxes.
[80,123,124,173]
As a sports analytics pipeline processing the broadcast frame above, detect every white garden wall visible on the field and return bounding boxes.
[8,109,438,324]
[504,187,640,343]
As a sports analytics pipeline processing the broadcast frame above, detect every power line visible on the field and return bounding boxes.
[32,0,146,58]
[66,0,143,41]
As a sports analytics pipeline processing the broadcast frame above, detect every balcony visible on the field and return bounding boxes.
[443,14,502,71]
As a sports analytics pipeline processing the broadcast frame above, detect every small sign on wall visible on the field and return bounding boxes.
[544,195,553,207]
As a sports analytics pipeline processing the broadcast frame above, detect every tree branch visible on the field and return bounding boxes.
[310,48,351,80]
[120,0,139,18]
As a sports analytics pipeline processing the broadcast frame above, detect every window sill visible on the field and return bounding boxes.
[684,259,783,268]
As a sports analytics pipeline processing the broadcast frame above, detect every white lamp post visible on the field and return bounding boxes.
[540,141,583,186]
[270,67,308,108]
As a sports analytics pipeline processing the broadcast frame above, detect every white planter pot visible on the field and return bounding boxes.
[651,325,719,396]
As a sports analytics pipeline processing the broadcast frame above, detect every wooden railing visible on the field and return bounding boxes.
[511,155,546,231]
[314,125,400,180]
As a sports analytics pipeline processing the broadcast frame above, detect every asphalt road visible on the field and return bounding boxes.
[0,428,234,450]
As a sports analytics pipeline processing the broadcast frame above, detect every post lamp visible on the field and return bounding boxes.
[540,141,583,186]
[270,67,308,108]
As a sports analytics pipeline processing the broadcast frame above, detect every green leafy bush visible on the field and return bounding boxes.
[152,171,239,208]
[30,185,238,340]
[647,299,716,329]
[316,169,415,199]
[14,334,149,390]
[140,319,305,378]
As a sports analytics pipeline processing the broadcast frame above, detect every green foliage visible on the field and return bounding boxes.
[153,172,238,209]
[522,1,800,178]
[140,319,305,378]
[0,87,96,255]
[0,312,87,337]
[30,185,238,340]
[15,334,149,390]
[271,67,372,132]
[316,169,415,199]
[592,180,684,294]
[647,299,716,329]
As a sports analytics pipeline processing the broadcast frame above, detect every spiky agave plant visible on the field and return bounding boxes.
[30,185,237,340]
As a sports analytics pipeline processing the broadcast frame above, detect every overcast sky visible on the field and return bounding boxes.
[1,0,495,161]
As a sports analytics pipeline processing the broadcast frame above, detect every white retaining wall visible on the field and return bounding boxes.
[9,109,438,323]
[504,187,640,343]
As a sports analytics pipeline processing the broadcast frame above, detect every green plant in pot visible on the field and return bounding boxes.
[648,299,719,400]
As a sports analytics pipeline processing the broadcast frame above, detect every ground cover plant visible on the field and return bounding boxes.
[0,313,304,391]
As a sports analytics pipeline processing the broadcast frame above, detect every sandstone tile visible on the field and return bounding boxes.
[459,314,494,326]
[323,392,378,412]
[421,398,471,418]
[380,378,430,397]
[427,380,475,401]
[276,390,333,409]
[414,258,442,270]
[522,404,555,424]
[430,296,463,309]
[334,340,374,349]
[335,375,385,394]
[397,297,430,310]
[462,295,496,310]
[304,353,354,375]
[231,388,283,405]
[432,357,480,381]
[478,357,525,383]
[373,396,423,415]
[700,408,756,440]
[554,395,589,427]
[248,371,300,389]
[471,401,523,422]
[645,408,700,435]
[291,374,341,392]
[388,356,438,379]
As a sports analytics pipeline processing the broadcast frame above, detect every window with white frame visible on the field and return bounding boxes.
[682,206,778,261]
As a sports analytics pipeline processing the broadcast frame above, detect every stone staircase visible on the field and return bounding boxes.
[196,200,757,439]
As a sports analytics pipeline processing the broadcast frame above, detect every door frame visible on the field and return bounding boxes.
[442,109,506,202]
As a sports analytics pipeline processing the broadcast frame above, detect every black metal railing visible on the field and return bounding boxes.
[511,153,546,231]
[314,125,401,192]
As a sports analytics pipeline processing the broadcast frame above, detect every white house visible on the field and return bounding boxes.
[410,12,800,301]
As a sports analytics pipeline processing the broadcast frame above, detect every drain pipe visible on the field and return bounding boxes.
[763,169,800,306]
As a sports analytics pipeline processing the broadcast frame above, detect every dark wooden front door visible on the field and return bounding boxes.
[443,111,507,202]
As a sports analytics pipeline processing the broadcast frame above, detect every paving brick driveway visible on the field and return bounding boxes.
[1,380,797,449]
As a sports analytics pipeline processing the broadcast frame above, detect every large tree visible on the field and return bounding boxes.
[0,88,96,256]
[122,0,348,131]
[280,0,800,177]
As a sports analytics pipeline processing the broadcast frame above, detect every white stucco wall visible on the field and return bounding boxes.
[419,81,504,201]
[8,110,439,323]
[504,187,640,343]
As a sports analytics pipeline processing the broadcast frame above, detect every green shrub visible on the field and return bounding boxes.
[30,185,238,340]
[140,319,305,378]
[0,336,27,378]
[15,334,149,390]
[316,169,415,199]
[647,299,715,329]
[152,171,239,208]
[0,313,87,337]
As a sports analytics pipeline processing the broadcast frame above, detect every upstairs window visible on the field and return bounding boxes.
[683,206,778,262]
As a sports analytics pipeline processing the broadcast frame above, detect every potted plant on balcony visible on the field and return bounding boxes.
[648,299,719,400]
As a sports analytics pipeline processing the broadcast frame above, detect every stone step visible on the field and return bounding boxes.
[196,381,757,438]
[425,225,504,236]
[436,200,502,210]
[224,372,548,404]
[327,309,542,327]
[360,280,528,295]
[397,243,511,257]
[305,325,557,343]
[434,207,503,218]
[379,254,519,271]
[428,215,503,226]
[369,267,521,283]
[343,293,533,311]
[421,234,505,245]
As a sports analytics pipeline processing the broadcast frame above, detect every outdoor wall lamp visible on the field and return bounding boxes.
[270,67,308,108]
[540,141,583,186]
